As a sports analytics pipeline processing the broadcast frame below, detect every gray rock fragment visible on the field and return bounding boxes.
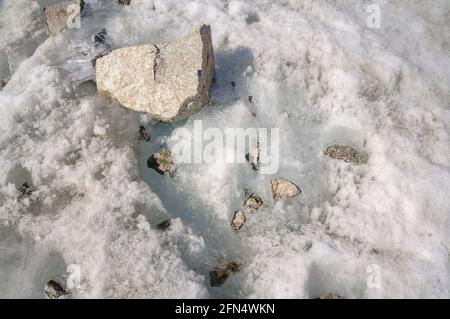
[319,292,345,299]
[96,25,215,122]
[45,278,69,299]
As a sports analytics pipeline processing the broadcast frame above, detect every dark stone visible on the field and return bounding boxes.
[139,125,150,142]
[20,183,33,196]
[248,96,253,103]
[210,260,240,287]
[156,219,171,230]
[45,279,68,299]
[230,81,236,88]
[147,155,164,175]
[116,0,131,5]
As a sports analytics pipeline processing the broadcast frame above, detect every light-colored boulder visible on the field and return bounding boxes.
[96,25,215,122]
[44,1,83,36]
[271,178,302,199]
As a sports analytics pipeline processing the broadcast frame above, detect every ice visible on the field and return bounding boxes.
[0,0,449,298]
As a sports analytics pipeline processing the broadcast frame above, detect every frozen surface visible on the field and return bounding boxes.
[0,0,449,298]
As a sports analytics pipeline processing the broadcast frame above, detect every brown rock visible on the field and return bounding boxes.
[271,179,302,199]
[210,260,240,287]
[147,150,175,176]
[231,211,246,231]
[324,145,367,165]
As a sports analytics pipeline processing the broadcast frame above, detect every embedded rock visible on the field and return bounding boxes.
[319,292,345,299]
[244,194,263,210]
[138,125,150,142]
[147,150,175,176]
[117,0,131,5]
[271,179,302,199]
[96,25,215,122]
[44,278,69,299]
[44,1,83,36]
[324,145,367,165]
[210,260,240,287]
[231,210,246,231]
[245,142,260,171]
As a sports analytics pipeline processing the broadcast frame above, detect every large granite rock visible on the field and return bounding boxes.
[96,25,215,122]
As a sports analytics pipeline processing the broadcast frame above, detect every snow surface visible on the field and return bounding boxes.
[0,0,449,298]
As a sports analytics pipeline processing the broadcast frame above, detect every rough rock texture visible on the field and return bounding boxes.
[210,260,240,287]
[44,279,69,299]
[324,145,367,165]
[319,292,345,299]
[147,150,175,176]
[231,210,246,231]
[244,194,263,210]
[96,25,215,122]
[116,0,131,5]
[271,179,302,200]
[44,1,83,36]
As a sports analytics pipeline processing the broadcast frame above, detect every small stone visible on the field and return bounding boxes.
[248,96,253,103]
[210,260,240,287]
[20,183,33,197]
[147,150,175,176]
[231,211,246,231]
[324,145,367,165]
[271,178,302,200]
[96,25,215,122]
[138,125,150,142]
[116,0,131,5]
[245,142,260,171]
[91,29,112,67]
[45,279,69,299]
[230,81,236,88]
[244,194,263,210]
[319,292,344,299]
[0,79,8,89]
[156,219,171,230]
[44,1,83,36]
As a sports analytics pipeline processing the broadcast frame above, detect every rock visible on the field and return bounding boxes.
[20,183,33,197]
[210,260,240,287]
[91,29,112,67]
[45,278,69,299]
[271,178,302,199]
[319,292,344,299]
[324,145,367,165]
[244,194,263,210]
[44,1,83,36]
[96,25,215,122]
[231,211,246,231]
[116,0,131,5]
[0,79,7,90]
[147,150,175,176]
[156,219,171,230]
[245,142,260,171]
[138,125,150,142]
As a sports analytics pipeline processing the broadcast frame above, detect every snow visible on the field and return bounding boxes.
[0,0,449,298]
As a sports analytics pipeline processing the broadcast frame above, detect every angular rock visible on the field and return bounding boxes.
[244,194,263,210]
[271,179,302,200]
[96,25,215,122]
[45,278,69,299]
[231,210,246,231]
[319,292,344,299]
[147,150,175,176]
[324,145,367,165]
[44,1,83,36]
[210,260,240,287]
[138,125,150,142]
